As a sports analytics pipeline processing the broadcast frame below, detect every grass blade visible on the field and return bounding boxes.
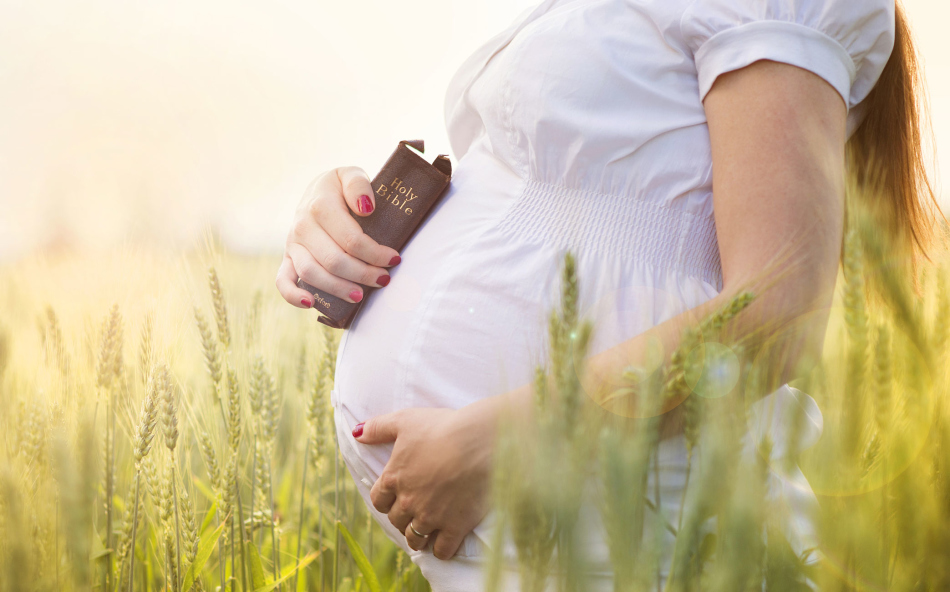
[182,517,228,592]
[247,541,267,590]
[337,521,381,592]
[253,551,320,592]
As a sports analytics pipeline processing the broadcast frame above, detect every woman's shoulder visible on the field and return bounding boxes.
[678,0,896,111]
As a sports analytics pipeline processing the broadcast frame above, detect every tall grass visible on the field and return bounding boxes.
[0,250,427,592]
[1,184,949,591]
[486,193,950,590]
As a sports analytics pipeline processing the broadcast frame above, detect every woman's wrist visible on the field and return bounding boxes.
[453,383,537,468]
[462,383,536,433]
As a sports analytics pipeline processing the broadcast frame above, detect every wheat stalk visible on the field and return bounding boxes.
[126,367,160,591]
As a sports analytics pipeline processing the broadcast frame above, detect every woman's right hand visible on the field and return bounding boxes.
[276,167,402,309]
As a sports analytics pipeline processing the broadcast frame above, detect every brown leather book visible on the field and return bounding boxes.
[297,140,452,329]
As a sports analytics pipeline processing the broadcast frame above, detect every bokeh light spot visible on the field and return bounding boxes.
[684,342,740,399]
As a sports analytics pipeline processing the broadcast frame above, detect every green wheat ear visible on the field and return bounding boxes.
[545,251,594,431]
[662,291,755,403]
[208,267,231,350]
[139,313,153,387]
[843,226,869,386]
[195,308,222,387]
[96,303,123,389]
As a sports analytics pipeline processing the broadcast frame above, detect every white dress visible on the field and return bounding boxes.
[329,0,895,589]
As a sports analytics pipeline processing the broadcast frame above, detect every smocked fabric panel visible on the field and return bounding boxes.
[495,179,723,290]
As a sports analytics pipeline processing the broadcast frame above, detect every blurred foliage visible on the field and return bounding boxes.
[0,249,428,592]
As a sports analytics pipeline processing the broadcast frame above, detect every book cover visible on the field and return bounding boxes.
[298,139,452,329]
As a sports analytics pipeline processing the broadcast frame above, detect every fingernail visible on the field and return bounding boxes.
[359,195,374,214]
[377,275,390,287]
[389,255,402,266]
[352,422,364,438]
[301,297,312,308]
[349,289,363,303]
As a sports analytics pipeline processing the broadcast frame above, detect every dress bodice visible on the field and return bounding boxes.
[445,0,894,210]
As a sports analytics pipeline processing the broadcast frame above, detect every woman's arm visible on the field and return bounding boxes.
[354,59,848,560]
[583,58,847,424]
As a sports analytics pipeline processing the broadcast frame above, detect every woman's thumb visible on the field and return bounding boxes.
[337,166,375,217]
[352,413,399,444]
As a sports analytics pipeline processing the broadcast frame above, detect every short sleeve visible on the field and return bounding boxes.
[681,0,895,113]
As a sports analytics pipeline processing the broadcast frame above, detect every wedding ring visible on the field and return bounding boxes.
[409,520,430,539]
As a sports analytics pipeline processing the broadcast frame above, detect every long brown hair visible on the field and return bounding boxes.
[846,2,942,262]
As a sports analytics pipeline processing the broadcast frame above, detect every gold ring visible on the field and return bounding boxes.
[409,520,430,539]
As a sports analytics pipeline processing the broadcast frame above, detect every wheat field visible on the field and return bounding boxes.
[0,245,429,592]
[2,200,950,591]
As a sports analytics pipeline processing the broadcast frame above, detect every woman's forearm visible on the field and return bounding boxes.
[479,286,738,440]
[480,265,832,441]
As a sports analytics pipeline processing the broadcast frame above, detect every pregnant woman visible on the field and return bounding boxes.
[276,0,935,589]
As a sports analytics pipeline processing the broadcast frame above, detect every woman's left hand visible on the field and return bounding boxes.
[352,405,496,560]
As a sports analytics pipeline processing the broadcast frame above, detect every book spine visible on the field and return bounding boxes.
[298,140,452,329]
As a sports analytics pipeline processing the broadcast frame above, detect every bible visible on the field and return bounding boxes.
[297,139,452,329]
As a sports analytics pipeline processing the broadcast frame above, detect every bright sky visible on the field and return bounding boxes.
[0,0,946,261]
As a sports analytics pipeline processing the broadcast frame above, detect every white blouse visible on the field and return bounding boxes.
[330,0,895,586]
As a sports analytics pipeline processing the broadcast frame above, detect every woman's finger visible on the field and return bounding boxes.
[275,254,316,308]
[353,412,400,444]
[310,177,400,269]
[293,225,392,288]
[386,496,413,534]
[404,519,433,552]
[370,474,397,514]
[432,529,464,561]
[286,242,364,304]
[319,212,402,269]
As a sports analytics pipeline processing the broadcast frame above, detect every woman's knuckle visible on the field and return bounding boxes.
[341,231,361,254]
[297,260,317,281]
[306,198,324,220]
[321,250,343,274]
[289,220,302,239]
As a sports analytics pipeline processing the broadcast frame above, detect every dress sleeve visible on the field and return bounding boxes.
[680,0,895,111]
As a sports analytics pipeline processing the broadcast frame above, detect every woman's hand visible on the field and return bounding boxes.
[276,167,403,309]
[353,404,501,560]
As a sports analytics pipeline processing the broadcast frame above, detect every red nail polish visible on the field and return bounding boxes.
[349,289,363,302]
[352,422,364,438]
[301,298,312,308]
[359,195,374,214]
[389,255,401,266]
[377,275,390,287]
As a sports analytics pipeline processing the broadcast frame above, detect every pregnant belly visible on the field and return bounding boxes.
[331,141,532,479]
[333,230,560,475]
